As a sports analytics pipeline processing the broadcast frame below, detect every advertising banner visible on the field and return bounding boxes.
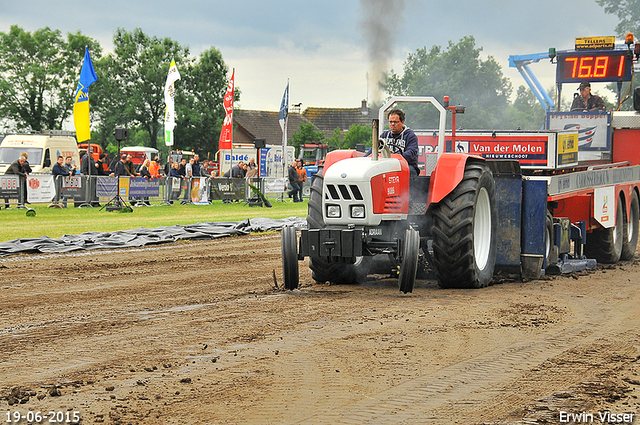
[547,112,611,161]
[209,178,245,201]
[0,176,20,198]
[129,177,160,197]
[97,176,118,197]
[26,175,55,203]
[62,176,83,198]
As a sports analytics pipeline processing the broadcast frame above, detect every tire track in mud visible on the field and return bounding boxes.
[244,284,640,424]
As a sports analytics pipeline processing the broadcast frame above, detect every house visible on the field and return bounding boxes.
[302,100,373,139]
[233,110,314,146]
[232,100,374,147]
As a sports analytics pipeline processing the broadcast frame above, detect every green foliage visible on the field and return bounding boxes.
[93,28,192,151]
[507,86,547,130]
[326,128,343,148]
[291,123,325,151]
[384,36,513,130]
[596,0,640,37]
[0,26,101,132]
[595,0,640,111]
[174,48,230,156]
[340,124,372,149]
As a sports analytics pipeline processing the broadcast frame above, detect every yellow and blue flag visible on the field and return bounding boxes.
[73,47,97,143]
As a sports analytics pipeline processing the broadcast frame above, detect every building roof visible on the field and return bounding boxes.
[232,101,374,146]
[302,101,373,138]
[233,110,314,146]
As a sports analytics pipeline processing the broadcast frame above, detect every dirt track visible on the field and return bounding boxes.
[1,233,640,424]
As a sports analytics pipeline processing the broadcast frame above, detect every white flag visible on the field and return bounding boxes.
[164,60,181,146]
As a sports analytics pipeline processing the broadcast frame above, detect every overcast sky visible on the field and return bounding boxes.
[0,1,623,111]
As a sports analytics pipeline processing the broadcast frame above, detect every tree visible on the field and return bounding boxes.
[291,123,325,151]
[384,36,513,130]
[175,48,231,156]
[507,86,547,130]
[0,25,100,132]
[596,0,640,111]
[340,124,372,149]
[94,28,191,150]
[596,0,640,37]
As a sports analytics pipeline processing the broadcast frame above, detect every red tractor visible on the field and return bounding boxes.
[282,89,640,292]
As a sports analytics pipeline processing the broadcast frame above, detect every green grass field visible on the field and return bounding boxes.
[0,200,308,242]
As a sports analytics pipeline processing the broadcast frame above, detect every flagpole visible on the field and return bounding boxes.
[280,79,289,202]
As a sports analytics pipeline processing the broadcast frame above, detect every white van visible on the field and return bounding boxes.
[0,132,80,174]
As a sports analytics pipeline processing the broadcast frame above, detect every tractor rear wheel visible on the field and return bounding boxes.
[585,194,624,264]
[306,168,371,284]
[621,191,639,261]
[430,162,498,288]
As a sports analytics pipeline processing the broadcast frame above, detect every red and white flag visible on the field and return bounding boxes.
[218,69,235,150]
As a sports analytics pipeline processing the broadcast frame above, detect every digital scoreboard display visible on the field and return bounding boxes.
[556,51,632,84]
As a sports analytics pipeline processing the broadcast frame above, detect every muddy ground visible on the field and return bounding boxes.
[1,232,639,424]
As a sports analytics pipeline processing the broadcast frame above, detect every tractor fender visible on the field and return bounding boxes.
[427,153,485,206]
[322,150,366,177]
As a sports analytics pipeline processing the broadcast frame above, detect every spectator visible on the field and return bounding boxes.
[125,154,138,177]
[51,155,71,207]
[296,159,307,202]
[4,156,28,208]
[287,159,301,202]
[245,163,258,179]
[64,156,77,175]
[81,150,100,206]
[178,158,187,177]
[192,154,201,177]
[20,152,32,204]
[182,158,195,204]
[247,157,257,170]
[138,159,152,206]
[149,156,161,179]
[200,159,210,177]
[230,161,245,178]
[96,153,110,176]
[111,154,129,177]
[164,157,174,176]
[169,161,182,203]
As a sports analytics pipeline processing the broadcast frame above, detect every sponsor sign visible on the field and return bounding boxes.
[455,136,549,167]
[547,112,611,161]
[0,176,20,197]
[557,133,579,166]
[549,165,640,196]
[209,178,245,200]
[575,36,615,51]
[594,186,616,228]
[26,175,55,203]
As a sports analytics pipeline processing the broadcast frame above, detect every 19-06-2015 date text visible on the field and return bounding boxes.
[5,411,80,423]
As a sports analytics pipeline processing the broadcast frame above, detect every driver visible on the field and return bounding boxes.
[570,81,606,112]
[372,108,420,180]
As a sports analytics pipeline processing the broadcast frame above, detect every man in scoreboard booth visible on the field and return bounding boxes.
[570,81,606,112]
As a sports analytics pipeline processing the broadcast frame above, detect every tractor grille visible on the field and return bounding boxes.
[325,184,364,201]
[383,196,403,212]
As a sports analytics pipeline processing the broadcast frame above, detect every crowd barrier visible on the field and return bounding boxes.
[0,174,308,208]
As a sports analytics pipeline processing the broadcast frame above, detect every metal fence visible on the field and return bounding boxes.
[0,174,309,208]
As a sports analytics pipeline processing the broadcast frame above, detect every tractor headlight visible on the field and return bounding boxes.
[327,205,341,218]
[350,205,365,218]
